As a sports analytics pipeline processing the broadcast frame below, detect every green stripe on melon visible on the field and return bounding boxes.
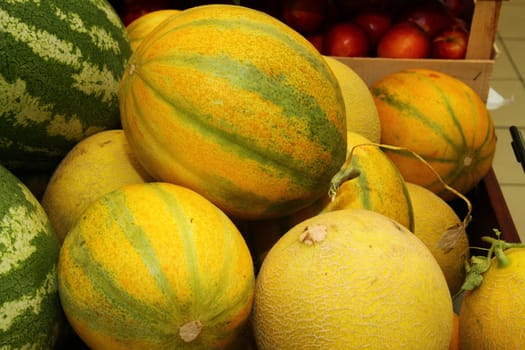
[0,164,64,349]
[120,5,347,219]
[370,69,497,200]
[58,182,255,348]
[0,0,132,170]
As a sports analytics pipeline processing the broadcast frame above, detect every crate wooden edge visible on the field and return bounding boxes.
[473,167,520,242]
[449,167,521,248]
[333,56,495,101]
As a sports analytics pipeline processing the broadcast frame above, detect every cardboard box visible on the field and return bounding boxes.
[333,0,505,102]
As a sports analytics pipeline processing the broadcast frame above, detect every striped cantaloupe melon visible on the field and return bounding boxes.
[58,182,255,349]
[0,0,132,171]
[371,68,497,201]
[119,4,347,220]
[0,164,64,349]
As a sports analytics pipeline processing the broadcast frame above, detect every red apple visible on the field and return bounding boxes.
[431,26,469,59]
[353,7,393,47]
[400,1,453,38]
[282,0,328,34]
[443,0,475,21]
[377,21,431,58]
[323,22,371,57]
[449,15,470,32]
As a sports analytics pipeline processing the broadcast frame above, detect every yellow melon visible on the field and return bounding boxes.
[370,68,497,201]
[252,208,453,350]
[406,182,470,296]
[291,131,414,230]
[323,55,381,143]
[58,182,255,349]
[459,245,525,349]
[126,9,182,51]
[41,129,153,242]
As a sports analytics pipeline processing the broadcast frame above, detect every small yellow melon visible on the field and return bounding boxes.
[290,131,414,231]
[126,9,182,51]
[252,208,453,350]
[459,247,525,349]
[405,182,470,296]
[323,55,381,143]
[41,129,153,242]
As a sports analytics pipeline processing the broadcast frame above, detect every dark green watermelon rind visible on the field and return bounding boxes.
[0,165,64,349]
[0,0,132,170]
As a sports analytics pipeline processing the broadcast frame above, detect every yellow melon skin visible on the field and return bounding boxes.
[406,182,470,296]
[252,209,453,350]
[459,248,525,350]
[323,56,381,143]
[241,131,414,271]
[371,68,497,201]
[41,129,153,243]
[312,131,413,231]
[58,182,255,350]
[119,5,347,220]
[126,9,181,51]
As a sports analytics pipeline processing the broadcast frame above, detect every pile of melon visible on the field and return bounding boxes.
[3,2,519,350]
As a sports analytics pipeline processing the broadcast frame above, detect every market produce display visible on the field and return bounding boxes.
[0,0,516,349]
[0,0,132,171]
[278,0,473,59]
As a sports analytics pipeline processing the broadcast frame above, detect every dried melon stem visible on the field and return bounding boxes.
[179,320,203,343]
[329,143,473,249]
[299,224,328,245]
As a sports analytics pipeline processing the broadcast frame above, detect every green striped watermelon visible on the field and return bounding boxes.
[0,0,132,171]
[0,164,64,349]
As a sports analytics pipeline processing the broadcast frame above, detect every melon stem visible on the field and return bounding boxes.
[481,234,525,268]
[179,320,203,343]
[328,167,360,200]
[454,229,525,300]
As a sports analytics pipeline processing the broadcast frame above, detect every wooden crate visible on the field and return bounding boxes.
[450,167,520,246]
[333,0,505,101]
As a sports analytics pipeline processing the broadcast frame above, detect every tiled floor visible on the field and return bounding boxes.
[490,0,525,241]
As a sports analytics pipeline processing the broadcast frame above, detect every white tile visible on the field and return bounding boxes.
[497,3,525,39]
[492,37,520,80]
[502,40,525,78]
